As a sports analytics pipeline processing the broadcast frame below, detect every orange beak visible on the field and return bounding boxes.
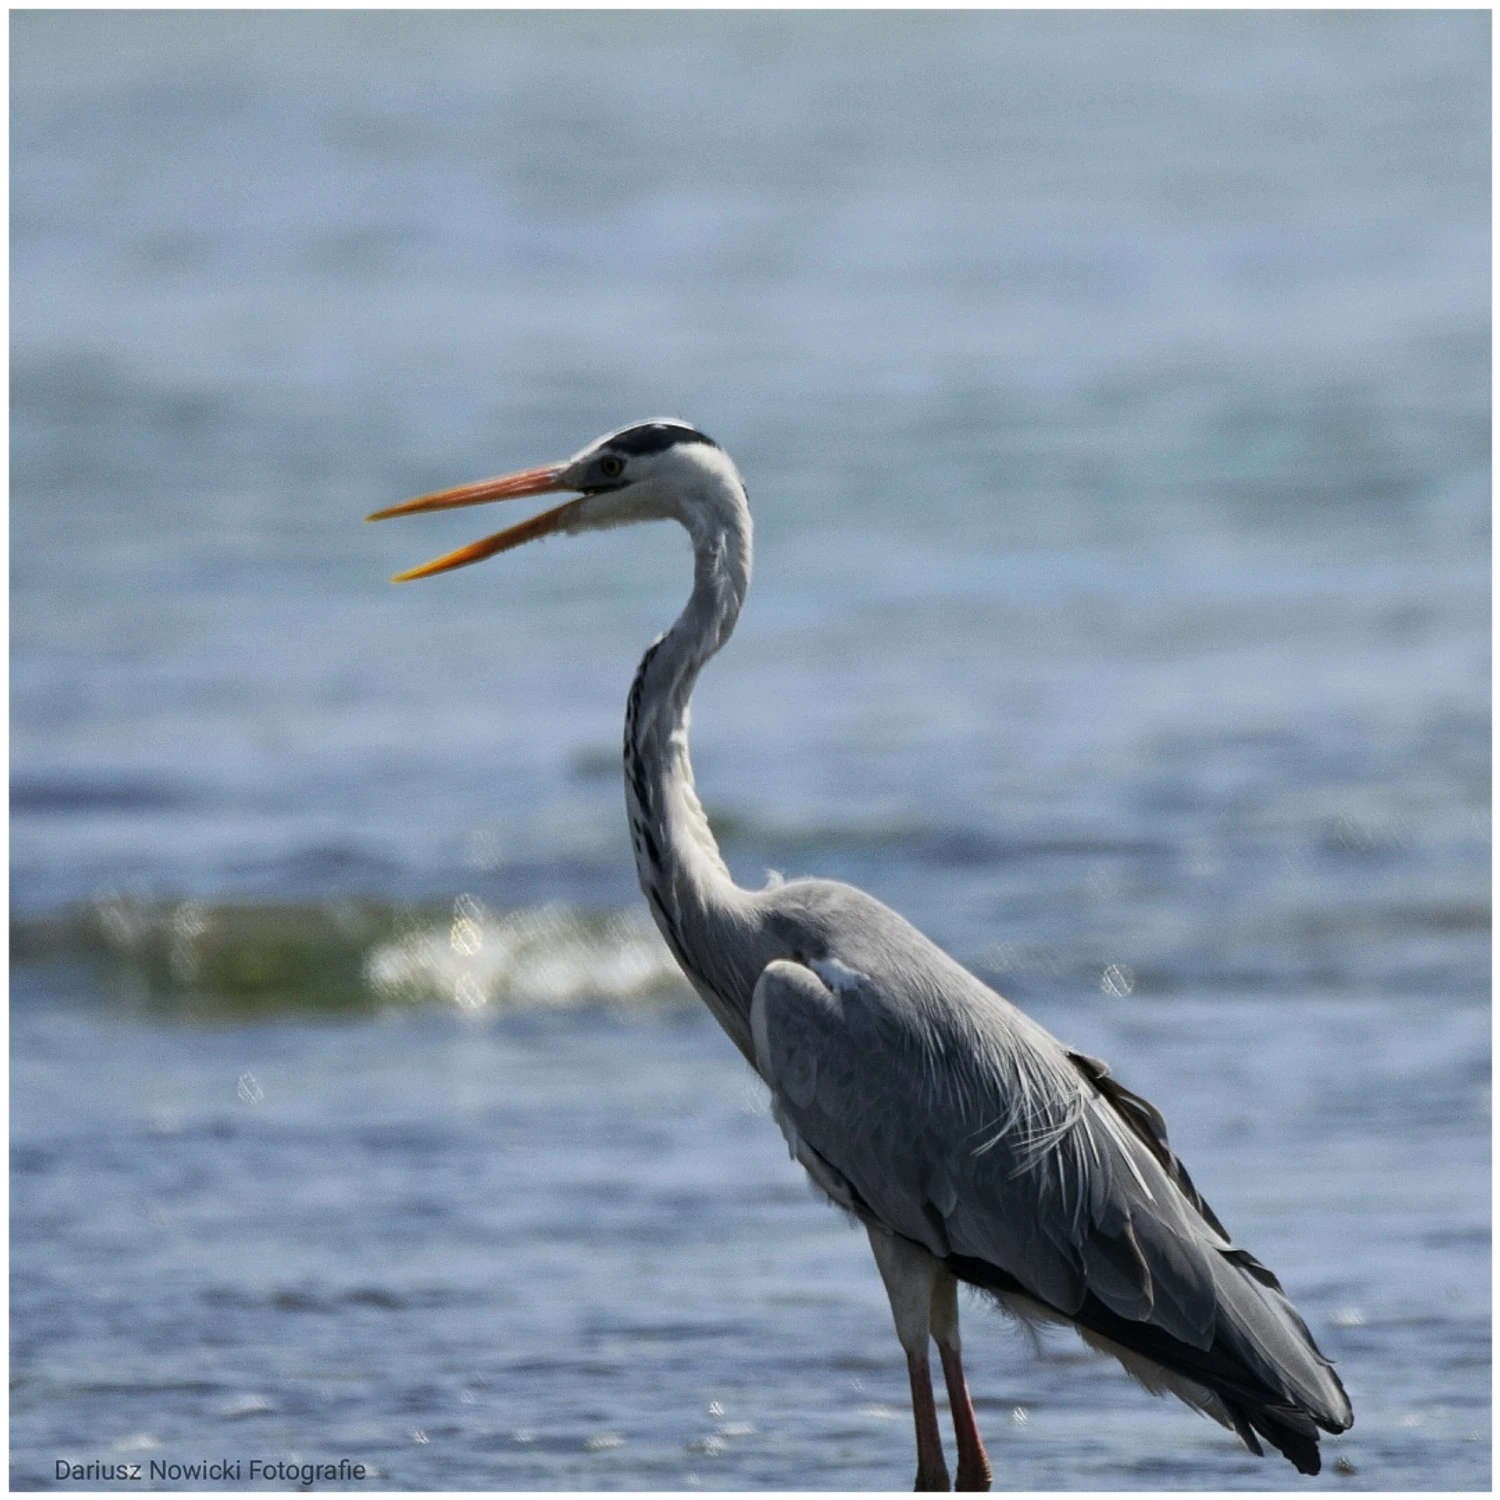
[366,462,581,582]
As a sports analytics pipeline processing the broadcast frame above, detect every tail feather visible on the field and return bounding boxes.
[948,1248,1351,1474]
[1235,1400,1324,1475]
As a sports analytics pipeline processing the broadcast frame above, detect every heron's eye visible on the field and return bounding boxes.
[599,455,625,479]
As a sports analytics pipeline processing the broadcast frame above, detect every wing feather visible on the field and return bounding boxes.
[747,881,1351,1467]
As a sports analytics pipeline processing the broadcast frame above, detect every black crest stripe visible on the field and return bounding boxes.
[607,422,717,458]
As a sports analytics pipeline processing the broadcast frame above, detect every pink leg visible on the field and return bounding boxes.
[939,1342,992,1491]
[907,1347,952,1491]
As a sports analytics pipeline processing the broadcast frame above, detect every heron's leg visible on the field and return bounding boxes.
[867,1226,951,1491]
[905,1347,950,1492]
[931,1274,992,1492]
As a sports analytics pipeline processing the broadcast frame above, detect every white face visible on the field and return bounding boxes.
[560,423,747,539]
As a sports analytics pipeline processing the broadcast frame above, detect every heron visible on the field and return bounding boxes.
[369,419,1353,1487]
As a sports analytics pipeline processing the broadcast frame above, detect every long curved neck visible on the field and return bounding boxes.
[624,496,761,1055]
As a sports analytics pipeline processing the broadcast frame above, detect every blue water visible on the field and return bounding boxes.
[11,10,1489,1490]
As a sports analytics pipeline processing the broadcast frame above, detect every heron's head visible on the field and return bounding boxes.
[368,419,748,582]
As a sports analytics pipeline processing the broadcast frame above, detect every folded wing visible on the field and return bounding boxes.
[749,930,1351,1473]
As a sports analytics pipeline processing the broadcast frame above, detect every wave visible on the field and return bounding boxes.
[11,894,690,1019]
[364,898,687,1011]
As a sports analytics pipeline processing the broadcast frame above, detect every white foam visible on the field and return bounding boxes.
[363,900,687,1011]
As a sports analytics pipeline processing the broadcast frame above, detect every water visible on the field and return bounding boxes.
[11,11,1489,1489]
[11,973,1490,1490]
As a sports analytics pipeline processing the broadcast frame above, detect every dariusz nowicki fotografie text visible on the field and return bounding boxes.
[55,1458,371,1484]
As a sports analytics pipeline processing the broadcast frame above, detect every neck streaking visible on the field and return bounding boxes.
[623,492,760,1052]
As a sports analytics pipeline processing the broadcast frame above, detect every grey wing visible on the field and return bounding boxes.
[748,954,1215,1329]
[749,952,1352,1452]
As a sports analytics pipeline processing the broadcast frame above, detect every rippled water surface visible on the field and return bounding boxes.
[11,10,1489,1490]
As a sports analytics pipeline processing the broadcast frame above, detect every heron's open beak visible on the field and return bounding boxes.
[366,462,581,582]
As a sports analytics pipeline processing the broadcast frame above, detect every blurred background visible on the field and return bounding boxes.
[11,10,1489,1490]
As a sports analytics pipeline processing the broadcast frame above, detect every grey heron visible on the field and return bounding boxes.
[369,420,1353,1487]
